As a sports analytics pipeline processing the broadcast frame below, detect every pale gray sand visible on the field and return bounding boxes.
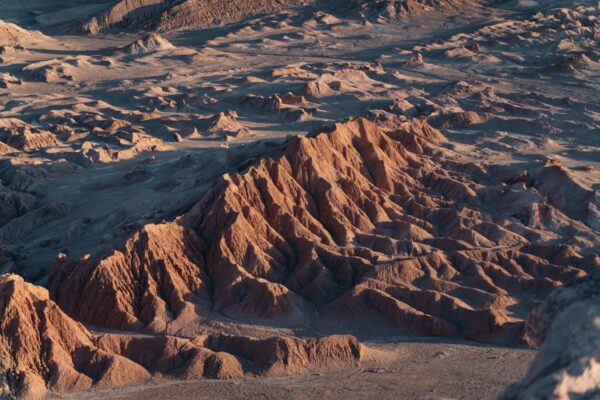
[53,340,535,400]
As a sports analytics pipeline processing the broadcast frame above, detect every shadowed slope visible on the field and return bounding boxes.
[347,0,481,19]
[80,0,312,33]
[501,270,600,399]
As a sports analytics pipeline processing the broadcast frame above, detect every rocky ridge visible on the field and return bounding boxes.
[0,19,48,46]
[0,274,362,399]
[79,0,483,33]
[49,118,599,344]
[80,0,311,33]
[347,0,481,20]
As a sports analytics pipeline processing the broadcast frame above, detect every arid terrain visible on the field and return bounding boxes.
[0,0,599,399]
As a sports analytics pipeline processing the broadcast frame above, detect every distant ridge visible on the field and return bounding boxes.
[348,0,482,19]
[0,19,49,46]
[79,0,481,33]
[80,0,311,33]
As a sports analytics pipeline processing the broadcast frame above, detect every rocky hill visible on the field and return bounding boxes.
[49,118,599,345]
[0,274,363,399]
[0,19,48,46]
[80,0,312,33]
[79,0,483,33]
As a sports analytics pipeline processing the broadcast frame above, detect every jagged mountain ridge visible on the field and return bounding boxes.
[50,118,599,344]
[79,0,483,33]
[80,0,312,33]
[0,0,598,398]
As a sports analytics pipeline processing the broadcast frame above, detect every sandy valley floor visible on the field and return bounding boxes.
[53,340,534,400]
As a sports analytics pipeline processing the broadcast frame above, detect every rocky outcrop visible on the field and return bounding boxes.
[50,118,599,344]
[0,73,22,89]
[0,142,16,155]
[153,0,307,32]
[501,271,600,400]
[199,334,363,375]
[80,0,167,34]
[0,118,61,152]
[347,0,480,19]
[0,274,150,399]
[49,223,213,333]
[80,0,310,33]
[93,334,245,381]
[119,33,175,56]
[205,110,245,138]
[0,20,47,46]
[0,274,363,399]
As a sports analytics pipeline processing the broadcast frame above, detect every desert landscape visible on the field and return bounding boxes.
[0,0,599,399]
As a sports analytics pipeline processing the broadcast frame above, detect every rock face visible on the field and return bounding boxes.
[199,334,363,375]
[501,271,600,400]
[0,274,363,399]
[0,141,16,155]
[153,0,309,32]
[79,0,168,34]
[119,33,175,56]
[0,20,47,46]
[50,118,599,344]
[347,0,480,19]
[80,0,310,33]
[0,118,61,152]
[0,274,150,399]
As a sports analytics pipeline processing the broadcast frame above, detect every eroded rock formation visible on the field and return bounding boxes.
[0,274,362,399]
[0,20,47,46]
[50,118,599,344]
[0,274,149,399]
[119,33,175,56]
[347,0,480,19]
[81,0,311,33]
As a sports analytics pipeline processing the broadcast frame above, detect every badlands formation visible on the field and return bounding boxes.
[0,0,598,399]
